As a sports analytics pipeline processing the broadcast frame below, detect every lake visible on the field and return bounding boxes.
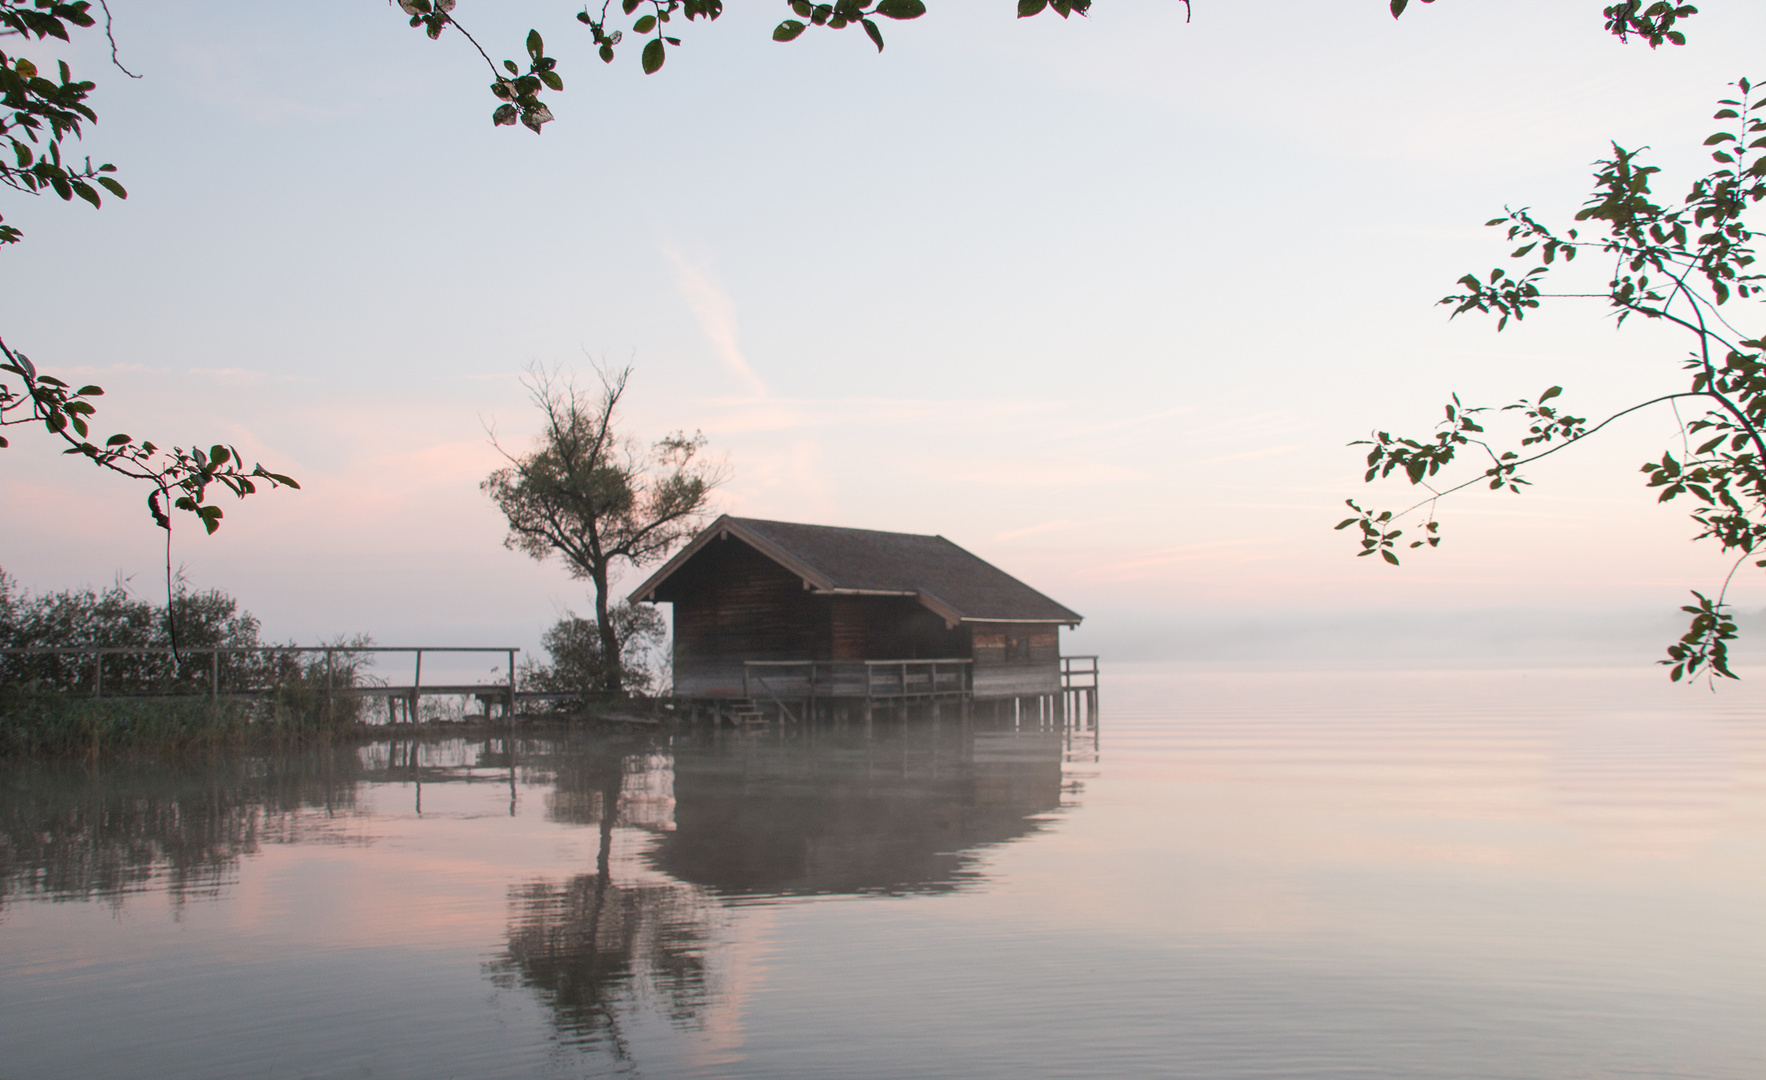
[2,664,1763,1079]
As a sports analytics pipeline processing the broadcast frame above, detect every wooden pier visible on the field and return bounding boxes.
[688,654,1100,733]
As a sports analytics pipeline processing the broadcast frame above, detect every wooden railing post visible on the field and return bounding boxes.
[410,649,423,725]
[507,648,516,723]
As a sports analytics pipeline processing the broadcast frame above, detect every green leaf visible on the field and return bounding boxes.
[1381,549,1400,565]
[1390,0,1409,15]
[773,19,806,41]
[875,0,926,18]
[1018,0,1049,13]
[641,37,665,73]
[527,29,543,58]
[1538,385,1562,402]
[862,17,884,50]
[633,14,656,32]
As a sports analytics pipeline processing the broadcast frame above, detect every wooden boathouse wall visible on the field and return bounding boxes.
[637,516,1083,700]
[969,625,1061,697]
[668,536,819,696]
[664,536,974,698]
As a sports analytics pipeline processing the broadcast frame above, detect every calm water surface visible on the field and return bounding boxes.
[2,664,1763,1079]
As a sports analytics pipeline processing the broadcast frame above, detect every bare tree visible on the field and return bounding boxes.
[483,365,722,695]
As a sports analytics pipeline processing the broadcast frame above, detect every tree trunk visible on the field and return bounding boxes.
[590,563,622,696]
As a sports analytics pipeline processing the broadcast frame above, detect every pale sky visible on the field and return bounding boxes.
[4,0,1766,667]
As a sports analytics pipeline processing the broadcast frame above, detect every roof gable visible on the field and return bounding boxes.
[632,515,1081,625]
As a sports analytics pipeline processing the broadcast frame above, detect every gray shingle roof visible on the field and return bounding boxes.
[633,515,1082,624]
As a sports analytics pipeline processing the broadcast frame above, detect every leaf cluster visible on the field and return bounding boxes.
[1334,498,1430,565]
[773,0,928,53]
[1664,590,1735,681]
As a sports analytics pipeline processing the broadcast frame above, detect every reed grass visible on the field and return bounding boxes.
[0,649,372,757]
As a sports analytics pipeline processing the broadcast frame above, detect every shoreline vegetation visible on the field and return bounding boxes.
[0,570,672,758]
[0,681,679,759]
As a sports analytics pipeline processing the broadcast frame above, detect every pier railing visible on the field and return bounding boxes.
[0,646,520,721]
[1061,655,1099,689]
[742,659,973,703]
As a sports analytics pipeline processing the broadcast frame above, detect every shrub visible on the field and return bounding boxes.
[522,602,668,701]
[0,570,373,753]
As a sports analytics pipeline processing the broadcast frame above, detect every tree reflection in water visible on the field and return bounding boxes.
[487,741,714,1054]
[0,745,363,908]
[489,710,1075,1049]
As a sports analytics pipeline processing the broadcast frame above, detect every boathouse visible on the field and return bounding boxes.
[630,516,1083,700]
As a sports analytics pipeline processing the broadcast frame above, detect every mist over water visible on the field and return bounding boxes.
[1071,605,1766,669]
[1,664,1762,1079]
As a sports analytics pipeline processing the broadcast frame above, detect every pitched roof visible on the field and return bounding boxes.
[631,515,1082,625]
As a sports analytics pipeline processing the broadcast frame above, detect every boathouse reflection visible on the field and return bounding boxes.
[654,718,1067,896]
[488,712,1077,1046]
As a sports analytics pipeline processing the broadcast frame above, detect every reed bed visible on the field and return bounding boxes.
[0,646,375,757]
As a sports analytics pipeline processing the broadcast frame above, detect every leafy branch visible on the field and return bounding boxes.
[1343,78,1765,683]
[1,1,297,533]
[0,0,124,246]
[397,0,564,131]
[1390,0,1699,46]
[0,2,300,652]
[0,337,299,536]
[401,0,1146,130]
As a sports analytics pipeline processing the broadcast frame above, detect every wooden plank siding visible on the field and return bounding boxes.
[649,523,1076,699]
[668,536,826,697]
[829,596,867,661]
[970,623,1062,696]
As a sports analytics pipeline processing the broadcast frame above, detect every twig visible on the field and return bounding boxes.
[97,1,141,78]
[1386,391,1707,521]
